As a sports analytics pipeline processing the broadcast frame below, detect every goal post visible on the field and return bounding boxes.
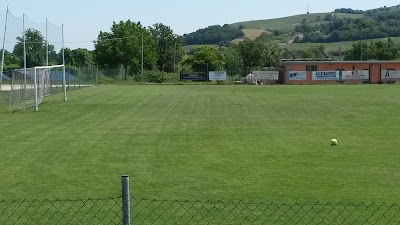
[9,64,66,111]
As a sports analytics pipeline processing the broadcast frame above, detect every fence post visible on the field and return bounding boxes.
[122,175,130,225]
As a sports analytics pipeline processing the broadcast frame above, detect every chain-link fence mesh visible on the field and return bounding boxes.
[131,198,400,225]
[1,195,399,224]
[0,197,122,225]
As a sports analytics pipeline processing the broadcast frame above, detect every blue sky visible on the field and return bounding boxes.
[2,0,398,50]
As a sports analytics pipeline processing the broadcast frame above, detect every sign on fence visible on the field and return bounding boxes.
[289,71,307,80]
[382,70,400,79]
[253,71,279,80]
[342,70,369,80]
[209,71,227,81]
[180,72,208,81]
[312,71,340,80]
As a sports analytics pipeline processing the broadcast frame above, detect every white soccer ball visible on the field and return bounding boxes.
[331,139,338,145]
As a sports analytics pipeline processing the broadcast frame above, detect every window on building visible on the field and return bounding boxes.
[306,65,318,71]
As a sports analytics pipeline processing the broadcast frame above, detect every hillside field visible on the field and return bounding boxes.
[231,13,364,32]
[0,85,399,204]
[282,37,400,53]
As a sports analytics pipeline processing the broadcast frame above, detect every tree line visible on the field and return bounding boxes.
[3,17,400,83]
[181,24,244,46]
[296,5,400,43]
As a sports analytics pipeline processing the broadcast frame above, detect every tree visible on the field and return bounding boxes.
[62,48,75,66]
[182,25,244,45]
[260,42,280,67]
[236,40,263,68]
[149,23,183,72]
[183,46,224,72]
[342,41,399,60]
[72,48,92,67]
[13,29,46,67]
[300,48,315,58]
[223,48,244,73]
[4,51,20,70]
[94,20,157,79]
[324,14,333,21]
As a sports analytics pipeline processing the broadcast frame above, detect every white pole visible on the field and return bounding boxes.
[34,67,38,111]
[23,14,27,92]
[0,6,10,91]
[62,24,67,102]
[46,19,48,66]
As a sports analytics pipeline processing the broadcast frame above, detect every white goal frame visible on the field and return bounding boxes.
[33,64,67,111]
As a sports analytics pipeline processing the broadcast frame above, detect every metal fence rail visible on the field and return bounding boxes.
[131,198,400,225]
[0,197,122,225]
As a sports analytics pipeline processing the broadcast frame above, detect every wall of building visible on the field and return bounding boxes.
[282,61,400,85]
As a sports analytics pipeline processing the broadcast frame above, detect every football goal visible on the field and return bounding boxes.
[9,65,66,111]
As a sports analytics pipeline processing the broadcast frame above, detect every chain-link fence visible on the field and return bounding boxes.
[0,197,122,225]
[1,196,399,224]
[131,198,400,225]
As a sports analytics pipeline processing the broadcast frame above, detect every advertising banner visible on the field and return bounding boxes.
[342,70,369,80]
[253,71,279,80]
[180,72,208,81]
[312,71,340,80]
[209,71,227,81]
[289,71,307,80]
[382,70,400,79]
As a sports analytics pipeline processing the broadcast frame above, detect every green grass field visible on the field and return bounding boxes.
[0,85,399,205]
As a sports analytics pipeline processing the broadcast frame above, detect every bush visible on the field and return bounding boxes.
[97,75,114,84]
[143,70,179,83]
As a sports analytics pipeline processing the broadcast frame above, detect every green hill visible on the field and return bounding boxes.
[230,13,364,32]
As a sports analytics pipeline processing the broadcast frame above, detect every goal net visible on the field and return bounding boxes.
[9,65,66,111]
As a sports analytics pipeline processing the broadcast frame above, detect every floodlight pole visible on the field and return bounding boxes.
[0,6,10,91]
[62,24,67,102]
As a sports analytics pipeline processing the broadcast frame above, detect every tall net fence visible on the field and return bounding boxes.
[0,9,68,109]
[0,9,63,69]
